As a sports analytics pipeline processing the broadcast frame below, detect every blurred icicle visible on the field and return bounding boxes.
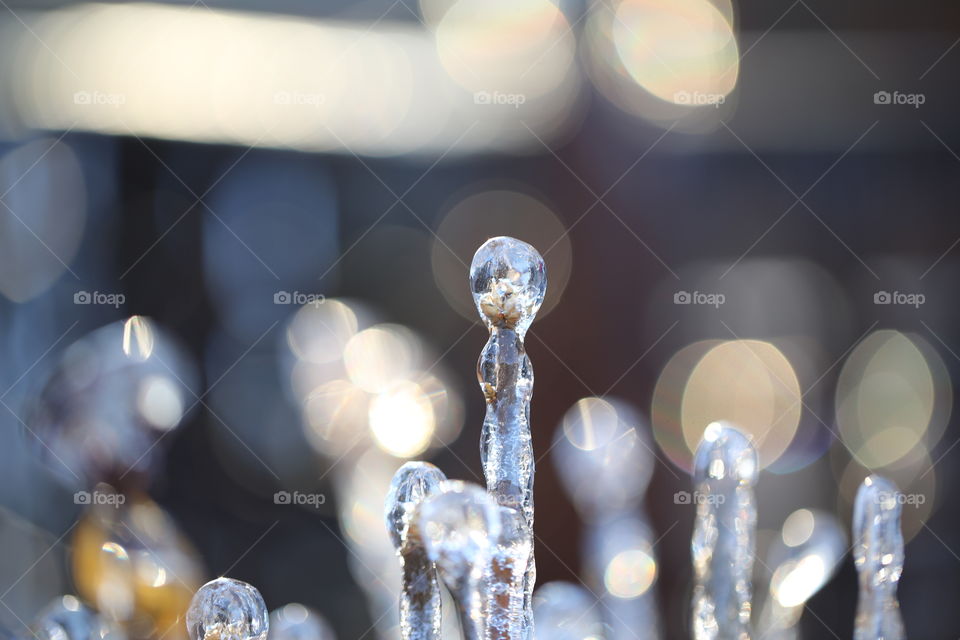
[853,475,905,640]
[532,582,603,640]
[470,236,546,640]
[385,462,448,640]
[690,423,758,640]
[419,481,502,640]
[553,398,661,640]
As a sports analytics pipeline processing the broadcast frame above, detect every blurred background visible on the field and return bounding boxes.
[0,0,958,638]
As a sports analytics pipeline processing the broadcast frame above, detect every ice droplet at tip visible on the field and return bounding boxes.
[186,577,268,640]
[694,422,758,485]
[385,461,447,551]
[469,237,546,337]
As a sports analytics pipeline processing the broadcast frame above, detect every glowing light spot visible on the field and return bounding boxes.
[344,325,418,393]
[681,340,801,469]
[369,381,435,458]
[122,316,154,360]
[612,0,739,105]
[604,549,656,599]
[137,375,184,430]
[836,330,948,468]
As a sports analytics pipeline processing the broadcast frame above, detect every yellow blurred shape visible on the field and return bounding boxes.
[612,0,739,105]
[836,330,948,468]
[681,340,801,468]
[435,0,575,97]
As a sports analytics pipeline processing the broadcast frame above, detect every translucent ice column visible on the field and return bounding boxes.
[488,506,533,640]
[186,577,269,640]
[470,236,546,639]
[853,475,905,640]
[385,462,448,640]
[419,481,502,640]
[691,423,758,640]
[757,509,846,640]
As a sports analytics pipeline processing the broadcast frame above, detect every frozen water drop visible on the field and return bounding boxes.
[385,462,447,551]
[385,462,447,640]
[469,237,546,338]
[186,578,268,640]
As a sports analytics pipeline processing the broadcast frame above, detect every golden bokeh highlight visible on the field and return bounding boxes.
[652,340,801,471]
[612,0,739,104]
[434,0,576,98]
[836,330,951,468]
[651,340,720,472]
[285,299,462,460]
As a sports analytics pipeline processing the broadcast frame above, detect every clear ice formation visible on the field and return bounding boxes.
[853,475,905,640]
[269,604,336,640]
[419,481,502,640]
[186,577,269,640]
[488,506,533,640]
[471,236,545,640]
[532,581,603,640]
[757,509,846,640]
[385,462,448,640]
[690,423,758,640]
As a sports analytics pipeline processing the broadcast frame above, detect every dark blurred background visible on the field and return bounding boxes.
[0,0,958,639]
